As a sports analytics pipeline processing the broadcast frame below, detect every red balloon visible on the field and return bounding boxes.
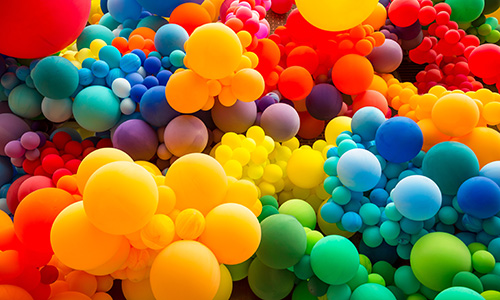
[0,0,91,58]
[468,44,500,80]
[287,46,319,74]
[388,0,420,27]
[352,90,389,114]
[17,176,55,204]
[332,54,374,95]
[6,175,31,215]
[278,66,314,101]
[297,111,325,140]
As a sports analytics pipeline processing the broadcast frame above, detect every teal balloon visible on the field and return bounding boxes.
[480,274,500,291]
[73,86,121,132]
[435,286,484,300]
[136,16,169,31]
[77,25,115,50]
[256,214,307,269]
[292,281,317,300]
[310,235,359,285]
[445,0,485,23]
[327,284,351,300]
[31,56,79,100]
[452,271,484,294]
[257,205,279,222]
[8,84,43,119]
[351,283,397,300]
[394,266,420,295]
[422,141,479,195]
[294,255,314,280]
[248,257,295,300]
[347,265,369,291]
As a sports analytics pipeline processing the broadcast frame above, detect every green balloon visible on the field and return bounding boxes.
[292,281,317,300]
[407,294,426,300]
[420,285,440,299]
[347,265,368,291]
[260,195,279,209]
[32,56,79,100]
[294,255,313,280]
[445,0,485,23]
[351,283,397,300]
[327,284,351,300]
[73,86,121,132]
[359,254,373,274]
[278,199,317,229]
[258,205,279,222]
[422,142,479,195]
[410,232,472,291]
[480,274,500,291]
[226,257,253,281]
[76,25,115,50]
[305,230,324,255]
[472,250,496,274]
[308,275,329,296]
[256,214,307,269]
[435,287,484,300]
[310,235,359,285]
[8,84,43,119]
[367,273,386,286]
[452,271,484,294]
[248,257,295,300]
[387,285,406,300]
[373,261,395,286]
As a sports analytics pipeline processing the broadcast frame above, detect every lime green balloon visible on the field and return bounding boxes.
[473,250,496,274]
[310,235,359,285]
[407,294,426,300]
[32,56,79,99]
[452,271,484,294]
[248,257,295,300]
[445,0,485,23]
[226,257,252,281]
[279,199,317,229]
[292,281,317,300]
[394,266,420,295]
[359,254,372,274]
[435,287,484,300]
[410,232,472,291]
[256,214,307,269]
[347,265,369,291]
[469,242,488,254]
[373,261,395,286]
[327,284,351,300]
[482,290,500,300]
[368,273,386,286]
[306,230,324,255]
[351,283,397,300]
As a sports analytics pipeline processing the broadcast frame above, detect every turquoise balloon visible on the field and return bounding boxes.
[351,283,397,300]
[394,266,420,295]
[73,86,121,132]
[327,284,351,300]
[31,56,79,99]
[310,235,359,285]
[248,257,295,300]
[435,286,484,300]
[8,84,43,119]
[76,25,115,50]
[347,265,369,291]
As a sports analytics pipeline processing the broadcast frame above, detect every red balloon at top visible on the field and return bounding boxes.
[388,0,420,28]
[0,0,91,58]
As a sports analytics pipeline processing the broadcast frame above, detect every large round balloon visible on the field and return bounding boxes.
[163,115,208,157]
[73,86,121,132]
[375,117,423,163]
[305,84,343,121]
[248,257,295,300]
[31,56,79,100]
[150,240,220,300]
[332,54,374,95]
[454,127,500,168]
[435,287,485,300]
[468,44,500,80]
[0,0,91,58]
[295,0,378,31]
[350,283,397,300]
[351,107,386,142]
[287,147,325,189]
[457,176,500,219]
[135,0,203,17]
[445,0,485,23]
[367,39,403,73]
[211,100,257,133]
[337,148,382,192]
[260,103,300,142]
[431,93,479,137]
[112,119,159,161]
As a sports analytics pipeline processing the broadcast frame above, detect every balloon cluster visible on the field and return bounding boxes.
[221,0,272,40]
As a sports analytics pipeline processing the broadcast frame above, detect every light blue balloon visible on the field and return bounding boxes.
[352,107,387,142]
[337,148,382,192]
[480,161,500,187]
[154,24,189,56]
[107,0,143,22]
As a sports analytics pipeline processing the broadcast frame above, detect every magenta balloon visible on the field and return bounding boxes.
[367,39,403,73]
[260,103,300,142]
[164,115,208,157]
[112,119,159,161]
[211,100,257,133]
[0,113,31,156]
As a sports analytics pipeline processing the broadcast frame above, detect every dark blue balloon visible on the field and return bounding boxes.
[135,0,203,17]
[0,156,13,187]
[140,86,180,127]
[101,0,109,13]
[130,84,147,103]
[457,176,500,219]
[156,70,172,86]
[375,117,423,163]
[305,83,343,120]
[144,57,162,75]
[154,24,189,56]
[131,49,146,64]
[143,75,159,88]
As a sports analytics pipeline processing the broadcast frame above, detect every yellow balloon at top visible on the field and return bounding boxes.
[184,23,243,80]
[295,0,379,31]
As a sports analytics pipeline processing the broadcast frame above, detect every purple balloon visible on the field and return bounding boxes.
[4,140,25,158]
[164,115,208,157]
[305,83,343,121]
[20,131,40,150]
[401,30,424,51]
[395,20,422,40]
[0,113,30,156]
[260,103,300,142]
[211,100,257,133]
[367,39,403,73]
[112,119,159,160]
[257,95,277,112]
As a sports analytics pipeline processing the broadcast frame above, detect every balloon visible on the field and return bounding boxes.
[135,0,203,17]
[175,208,205,240]
[351,283,397,300]
[248,257,295,300]
[325,116,352,146]
[388,0,420,27]
[431,93,479,137]
[351,107,386,142]
[83,161,158,235]
[7,85,43,119]
[305,84,343,121]
[363,2,387,30]
[468,44,500,80]
[165,69,210,114]
[163,115,208,157]
[287,46,319,74]
[256,214,307,269]
[32,56,79,100]
[375,117,423,163]
[107,0,142,23]
[0,285,34,300]
[422,141,479,195]
[454,127,500,168]
[457,176,500,219]
[0,0,91,58]
[337,148,381,192]
[199,203,261,265]
[435,287,485,300]
[150,241,220,300]
[140,85,180,127]
[260,103,300,142]
[50,202,126,270]
[295,0,378,31]
[352,90,389,115]
[391,175,442,221]
[73,86,121,132]
[332,54,374,95]
[297,111,325,140]
[85,238,130,275]
[154,24,189,56]
[211,100,257,133]
[231,69,265,103]
[278,66,314,101]
[140,214,175,250]
[287,147,325,189]
[169,3,211,35]
[41,97,73,123]
[445,0,485,23]
[278,199,317,229]
[164,153,228,215]
[213,265,233,300]
[50,291,92,300]
[480,161,500,186]
[122,278,156,300]
[0,113,30,156]
[417,119,451,152]
[112,119,158,161]
[77,25,115,50]
[410,232,472,291]
[184,23,242,80]
[367,39,403,73]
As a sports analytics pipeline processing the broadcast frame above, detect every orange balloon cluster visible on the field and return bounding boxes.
[111,27,157,56]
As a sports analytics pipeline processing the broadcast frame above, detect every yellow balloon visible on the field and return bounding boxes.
[231,68,265,102]
[150,241,220,300]
[286,147,325,189]
[454,127,500,168]
[213,264,233,300]
[325,116,352,146]
[164,153,228,215]
[362,2,387,30]
[175,208,206,240]
[156,185,176,215]
[85,238,130,276]
[317,200,355,238]
[199,203,261,265]
[165,69,210,114]
[482,290,500,300]
[184,23,243,79]
[122,278,156,300]
[135,160,162,176]
[51,202,125,270]
[295,0,379,31]
[223,179,258,209]
[83,161,158,235]
[139,214,175,250]
[431,93,480,137]
[76,148,133,194]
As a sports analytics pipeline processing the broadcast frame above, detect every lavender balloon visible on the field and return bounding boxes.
[260,103,300,142]
[164,115,208,157]
[0,113,30,156]
[211,99,257,133]
[367,39,403,73]
[112,119,159,160]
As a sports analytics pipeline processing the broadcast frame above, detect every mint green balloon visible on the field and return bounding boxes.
[278,199,317,229]
[410,232,472,291]
[435,287,484,300]
[73,86,121,132]
[452,271,484,294]
[351,283,397,300]
[310,235,359,285]
[260,195,279,209]
[32,56,79,99]
[248,257,295,300]
[8,84,43,119]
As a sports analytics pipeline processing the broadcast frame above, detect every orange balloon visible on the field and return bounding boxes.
[13,188,74,254]
[175,208,206,240]
[231,68,265,102]
[332,54,374,95]
[369,75,389,98]
[85,238,130,276]
[0,285,33,300]
[50,291,92,300]
[0,210,16,250]
[417,119,451,152]
[278,66,314,101]
[150,241,220,300]
[199,203,261,265]
[165,69,210,114]
[352,90,389,114]
[453,127,500,168]
[122,279,155,300]
[65,270,97,297]
[169,3,212,35]
[287,46,319,74]
[129,27,156,41]
[431,93,480,137]
[254,39,281,77]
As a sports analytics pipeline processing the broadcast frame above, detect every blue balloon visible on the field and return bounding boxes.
[130,84,147,102]
[337,148,382,192]
[375,116,423,163]
[352,107,386,142]
[391,175,442,221]
[135,0,203,17]
[321,201,344,223]
[156,70,172,86]
[131,49,147,64]
[144,57,162,75]
[457,176,500,219]
[106,68,125,87]
[480,161,500,187]
[139,86,180,127]
[78,68,94,86]
[154,24,189,56]
[107,0,143,22]
[125,72,144,87]
[341,211,363,232]
[91,60,110,78]
[143,75,159,88]
[120,53,142,74]
[101,0,109,13]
